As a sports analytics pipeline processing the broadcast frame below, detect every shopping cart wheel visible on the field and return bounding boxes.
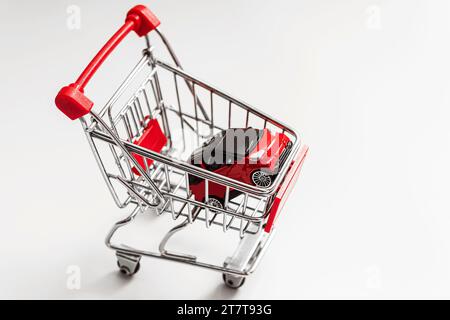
[222,273,246,289]
[116,252,141,276]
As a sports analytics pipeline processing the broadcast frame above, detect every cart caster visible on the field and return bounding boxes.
[116,252,141,276]
[222,273,246,289]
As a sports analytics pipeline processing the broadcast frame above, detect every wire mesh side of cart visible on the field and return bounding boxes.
[82,50,301,237]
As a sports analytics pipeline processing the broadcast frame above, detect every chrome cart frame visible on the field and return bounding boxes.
[56,5,308,288]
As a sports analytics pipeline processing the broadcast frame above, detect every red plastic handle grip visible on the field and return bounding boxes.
[55,5,160,120]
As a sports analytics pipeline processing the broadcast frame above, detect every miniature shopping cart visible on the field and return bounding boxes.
[55,5,308,288]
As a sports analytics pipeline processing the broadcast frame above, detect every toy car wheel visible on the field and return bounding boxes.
[206,197,224,211]
[251,170,272,187]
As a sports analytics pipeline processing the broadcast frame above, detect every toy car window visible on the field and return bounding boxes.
[217,128,263,157]
[198,128,263,171]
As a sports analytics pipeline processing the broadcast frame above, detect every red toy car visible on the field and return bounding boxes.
[188,127,292,209]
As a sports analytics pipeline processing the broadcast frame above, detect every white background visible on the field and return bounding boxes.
[1,0,450,299]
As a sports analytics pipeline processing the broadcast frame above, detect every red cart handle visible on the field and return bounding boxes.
[55,5,160,120]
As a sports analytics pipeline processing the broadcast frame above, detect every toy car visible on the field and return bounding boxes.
[188,127,293,209]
